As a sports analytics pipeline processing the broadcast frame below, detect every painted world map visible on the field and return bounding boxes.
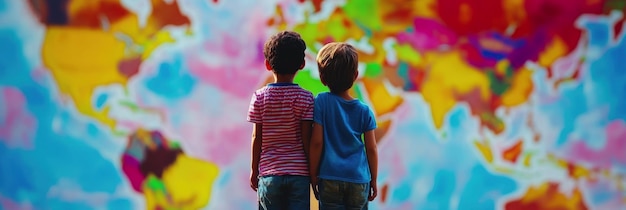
[1,0,625,209]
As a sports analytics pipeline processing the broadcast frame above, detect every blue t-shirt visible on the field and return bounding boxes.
[313,92,377,183]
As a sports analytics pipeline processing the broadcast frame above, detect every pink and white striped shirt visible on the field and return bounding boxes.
[247,83,314,176]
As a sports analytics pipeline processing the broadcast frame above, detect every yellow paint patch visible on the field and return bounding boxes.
[474,140,493,163]
[570,164,591,180]
[394,44,422,67]
[413,0,438,18]
[421,51,490,128]
[501,68,533,107]
[160,154,220,209]
[142,31,176,59]
[361,78,403,116]
[538,36,568,67]
[42,27,129,128]
[523,153,532,167]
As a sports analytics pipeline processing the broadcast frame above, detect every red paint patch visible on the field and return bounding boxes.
[150,0,191,28]
[436,0,508,36]
[118,56,143,79]
[505,183,589,210]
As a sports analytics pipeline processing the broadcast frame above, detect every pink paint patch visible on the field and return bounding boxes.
[186,34,268,98]
[121,154,145,192]
[0,87,37,149]
[0,194,33,210]
[196,125,250,166]
[567,120,626,168]
[396,17,458,51]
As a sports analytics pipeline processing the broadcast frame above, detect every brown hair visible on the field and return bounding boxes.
[263,31,306,74]
[316,42,358,93]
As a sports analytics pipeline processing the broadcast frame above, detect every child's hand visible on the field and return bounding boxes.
[311,177,319,200]
[368,181,378,201]
[250,171,259,191]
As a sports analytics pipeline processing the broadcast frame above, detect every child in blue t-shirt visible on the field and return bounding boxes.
[309,42,378,209]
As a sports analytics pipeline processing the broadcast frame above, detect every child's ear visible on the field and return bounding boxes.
[265,60,272,71]
[299,60,305,70]
[353,70,359,80]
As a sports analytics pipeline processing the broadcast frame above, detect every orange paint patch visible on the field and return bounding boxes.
[503,140,523,163]
[380,183,389,203]
[566,163,592,180]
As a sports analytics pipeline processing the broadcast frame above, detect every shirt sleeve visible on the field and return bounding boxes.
[313,95,323,125]
[302,93,314,121]
[247,92,262,123]
[364,107,377,132]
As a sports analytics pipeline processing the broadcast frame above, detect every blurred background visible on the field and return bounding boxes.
[1,0,625,209]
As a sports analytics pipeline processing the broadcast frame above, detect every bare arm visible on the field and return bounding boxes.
[309,122,324,199]
[364,129,378,201]
[301,120,313,157]
[250,123,262,191]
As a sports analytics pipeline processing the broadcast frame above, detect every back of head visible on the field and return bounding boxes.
[263,31,307,75]
[316,42,359,94]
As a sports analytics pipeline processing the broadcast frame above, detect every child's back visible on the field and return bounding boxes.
[249,84,313,176]
[247,31,313,210]
[310,42,379,210]
[313,92,375,181]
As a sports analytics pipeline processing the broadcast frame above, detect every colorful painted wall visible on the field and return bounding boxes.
[1,0,625,209]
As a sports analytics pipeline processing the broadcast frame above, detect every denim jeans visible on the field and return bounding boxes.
[257,175,310,210]
[318,179,369,210]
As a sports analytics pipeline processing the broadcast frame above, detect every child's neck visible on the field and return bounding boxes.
[336,90,355,101]
[273,73,295,83]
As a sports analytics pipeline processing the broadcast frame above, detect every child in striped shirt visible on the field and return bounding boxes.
[247,31,314,210]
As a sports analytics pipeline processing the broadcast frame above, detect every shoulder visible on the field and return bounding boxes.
[295,87,314,97]
[253,86,269,95]
[357,100,374,114]
[315,92,331,99]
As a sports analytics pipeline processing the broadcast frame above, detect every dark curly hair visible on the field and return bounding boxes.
[263,31,306,74]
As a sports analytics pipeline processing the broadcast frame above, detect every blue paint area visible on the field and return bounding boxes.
[392,181,411,202]
[424,170,456,210]
[107,198,133,209]
[547,15,626,147]
[457,165,517,210]
[0,0,6,12]
[0,29,132,209]
[585,27,626,122]
[94,93,108,110]
[590,186,614,205]
[145,53,197,99]
[553,84,588,146]
[581,21,611,48]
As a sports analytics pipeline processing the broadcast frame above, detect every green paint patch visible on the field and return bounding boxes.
[605,0,626,11]
[487,67,513,96]
[353,83,365,102]
[364,62,383,77]
[294,69,328,96]
[168,141,182,149]
[395,44,422,64]
[343,0,382,31]
[146,175,167,192]
[295,23,322,51]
